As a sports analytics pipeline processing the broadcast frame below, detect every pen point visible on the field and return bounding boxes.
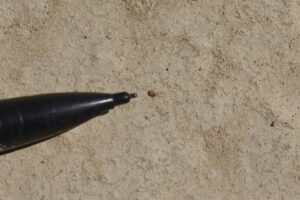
[113,92,137,106]
[129,93,137,98]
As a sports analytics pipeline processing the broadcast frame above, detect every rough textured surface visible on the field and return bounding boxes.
[0,0,299,199]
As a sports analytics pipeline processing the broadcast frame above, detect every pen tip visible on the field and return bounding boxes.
[129,93,137,98]
[113,92,137,106]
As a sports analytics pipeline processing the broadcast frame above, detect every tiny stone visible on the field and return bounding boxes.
[148,90,157,97]
[270,121,275,127]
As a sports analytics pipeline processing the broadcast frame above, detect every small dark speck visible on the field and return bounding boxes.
[148,90,157,97]
[145,116,148,120]
[84,36,88,39]
[166,68,169,71]
[270,121,275,127]
[40,160,45,164]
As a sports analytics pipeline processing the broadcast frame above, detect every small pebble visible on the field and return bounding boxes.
[148,90,156,97]
[270,121,275,127]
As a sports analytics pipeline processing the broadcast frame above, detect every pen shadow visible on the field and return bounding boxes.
[0,130,70,156]
[0,108,109,156]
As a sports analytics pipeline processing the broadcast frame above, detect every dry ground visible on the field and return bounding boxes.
[0,0,299,199]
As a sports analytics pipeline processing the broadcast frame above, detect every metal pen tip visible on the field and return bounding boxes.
[129,93,137,98]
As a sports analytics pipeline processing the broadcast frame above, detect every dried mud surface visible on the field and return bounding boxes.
[0,0,299,199]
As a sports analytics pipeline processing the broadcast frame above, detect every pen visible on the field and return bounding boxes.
[0,92,137,154]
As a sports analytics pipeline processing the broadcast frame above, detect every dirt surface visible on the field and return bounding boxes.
[0,0,300,199]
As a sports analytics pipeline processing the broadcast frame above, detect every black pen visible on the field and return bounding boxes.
[0,92,137,154]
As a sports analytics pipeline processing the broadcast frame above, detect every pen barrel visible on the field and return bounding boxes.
[0,93,115,153]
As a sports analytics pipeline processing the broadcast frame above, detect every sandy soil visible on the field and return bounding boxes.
[0,0,299,199]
